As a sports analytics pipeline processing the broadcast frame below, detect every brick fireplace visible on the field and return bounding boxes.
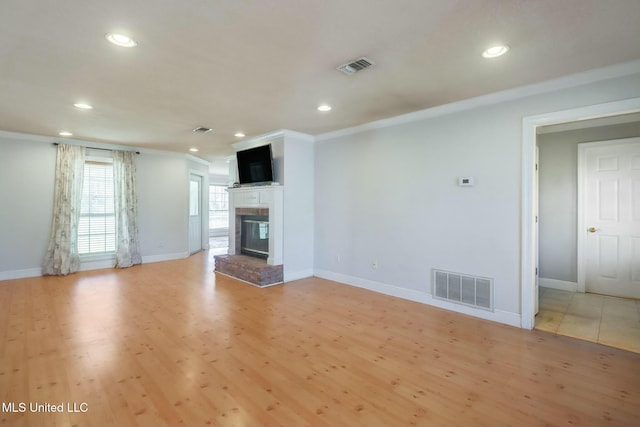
[214,186,284,287]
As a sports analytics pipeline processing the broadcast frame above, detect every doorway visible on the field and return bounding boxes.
[189,173,203,255]
[533,121,640,353]
[521,97,640,330]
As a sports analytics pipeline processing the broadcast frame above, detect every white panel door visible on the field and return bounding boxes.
[189,174,203,255]
[583,139,640,299]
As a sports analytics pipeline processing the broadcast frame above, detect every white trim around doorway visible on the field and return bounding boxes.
[521,97,640,330]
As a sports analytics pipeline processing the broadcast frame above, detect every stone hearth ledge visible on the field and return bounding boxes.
[214,254,283,287]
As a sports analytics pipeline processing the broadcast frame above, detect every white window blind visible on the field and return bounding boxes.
[209,185,229,230]
[78,161,116,255]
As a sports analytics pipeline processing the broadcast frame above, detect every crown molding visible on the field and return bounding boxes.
[232,129,314,151]
[315,59,640,142]
[186,154,210,166]
[0,129,210,164]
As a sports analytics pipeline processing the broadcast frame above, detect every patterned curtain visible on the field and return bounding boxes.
[42,144,85,275]
[113,150,142,268]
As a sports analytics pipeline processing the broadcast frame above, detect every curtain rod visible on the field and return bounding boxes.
[52,142,140,155]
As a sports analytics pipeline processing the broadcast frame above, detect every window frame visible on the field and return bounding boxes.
[78,156,116,257]
[209,184,229,234]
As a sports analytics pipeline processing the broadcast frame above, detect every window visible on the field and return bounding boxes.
[190,180,200,216]
[78,161,116,255]
[209,185,229,230]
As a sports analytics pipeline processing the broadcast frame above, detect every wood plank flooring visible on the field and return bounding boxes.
[0,252,638,426]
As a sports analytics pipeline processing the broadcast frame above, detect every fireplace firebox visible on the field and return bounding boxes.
[240,215,269,259]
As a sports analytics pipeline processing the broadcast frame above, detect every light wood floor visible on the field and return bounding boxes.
[0,252,638,426]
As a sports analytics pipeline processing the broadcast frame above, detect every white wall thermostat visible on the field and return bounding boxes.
[458,177,475,187]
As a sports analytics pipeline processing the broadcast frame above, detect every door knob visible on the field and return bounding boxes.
[588,227,599,233]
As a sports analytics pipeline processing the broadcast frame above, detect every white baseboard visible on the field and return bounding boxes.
[0,268,42,281]
[141,252,189,264]
[284,268,314,282]
[539,278,578,292]
[0,251,190,282]
[0,259,116,280]
[313,269,521,328]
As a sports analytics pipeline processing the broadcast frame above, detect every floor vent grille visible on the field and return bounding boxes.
[432,269,493,311]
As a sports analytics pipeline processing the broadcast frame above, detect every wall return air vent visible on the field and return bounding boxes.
[336,56,375,75]
[432,269,493,311]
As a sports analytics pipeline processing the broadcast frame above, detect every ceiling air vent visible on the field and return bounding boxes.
[192,126,213,133]
[336,56,375,75]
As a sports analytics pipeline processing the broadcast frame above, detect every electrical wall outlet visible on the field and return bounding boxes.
[372,260,378,269]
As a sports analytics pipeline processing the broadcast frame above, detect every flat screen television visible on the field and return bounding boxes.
[236,144,274,185]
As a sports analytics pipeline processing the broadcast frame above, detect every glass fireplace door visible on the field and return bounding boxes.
[240,216,269,259]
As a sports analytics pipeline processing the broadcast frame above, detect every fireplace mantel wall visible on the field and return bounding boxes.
[228,130,315,282]
[228,186,283,266]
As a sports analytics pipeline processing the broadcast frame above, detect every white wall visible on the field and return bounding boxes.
[283,133,314,280]
[209,173,229,186]
[314,71,640,325]
[538,122,640,285]
[136,153,190,261]
[0,132,206,278]
[0,135,55,278]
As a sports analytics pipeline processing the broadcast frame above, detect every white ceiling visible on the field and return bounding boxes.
[2,0,640,163]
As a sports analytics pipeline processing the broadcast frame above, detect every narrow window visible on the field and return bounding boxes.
[209,185,229,232]
[78,161,115,255]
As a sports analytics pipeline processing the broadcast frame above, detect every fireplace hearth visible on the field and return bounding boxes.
[214,254,283,287]
[214,186,284,287]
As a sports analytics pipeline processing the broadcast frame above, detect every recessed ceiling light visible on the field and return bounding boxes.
[482,45,510,58]
[317,104,332,112]
[234,132,245,138]
[73,102,93,110]
[105,33,138,48]
[59,131,73,137]
[189,147,199,152]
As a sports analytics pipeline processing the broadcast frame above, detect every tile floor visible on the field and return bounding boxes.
[536,287,640,353]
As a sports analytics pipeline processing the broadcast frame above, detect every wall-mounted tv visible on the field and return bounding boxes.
[236,144,274,185]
